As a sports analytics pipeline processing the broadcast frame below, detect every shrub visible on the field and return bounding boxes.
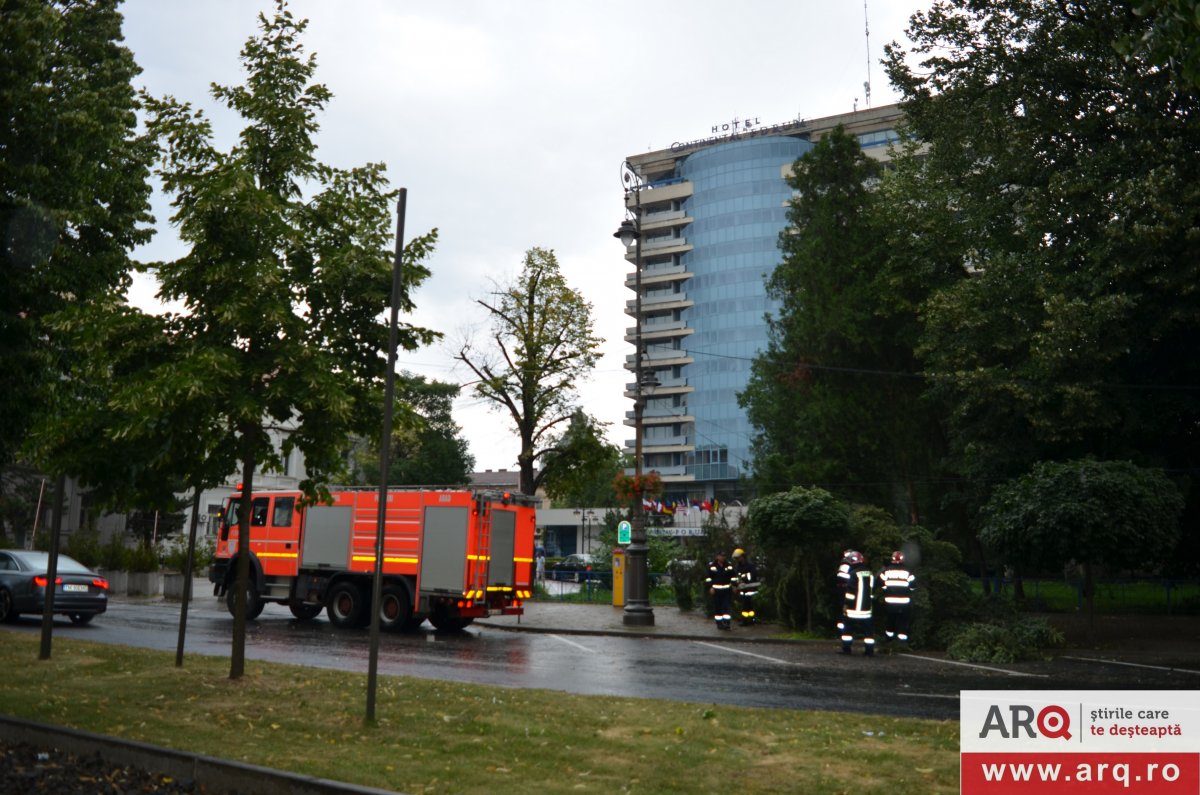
[160,537,214,572]
[945,617,1064,664]
[125,542,160,573]
[66,530,102,568]
[669,559,701,610]
[99,535,128,570]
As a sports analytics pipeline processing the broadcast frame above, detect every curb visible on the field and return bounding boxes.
[0,715,406,795]
[474,618,807,646]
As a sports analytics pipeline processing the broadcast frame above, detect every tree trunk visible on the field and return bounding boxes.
[973,535,992,596]
[1083,559,1096,643]
[175,486,203,667]
[230,444,256,680]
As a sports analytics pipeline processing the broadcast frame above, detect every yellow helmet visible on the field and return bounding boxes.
[732,548,745,558]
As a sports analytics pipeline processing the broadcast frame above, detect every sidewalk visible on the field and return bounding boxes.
[476,599,789,643]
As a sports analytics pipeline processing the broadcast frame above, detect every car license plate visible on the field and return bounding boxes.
[63,584,87,592]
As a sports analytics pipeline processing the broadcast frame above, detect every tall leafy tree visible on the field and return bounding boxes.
[1117,0,1200,87]
[744,486,849,632]
[539,410,622,508]
[141,2,438,678]
[0,0,152,479]
[981,459,1183,631]
[353,373,474,486]
[741,127,952,525]
[454,247,603,496]
[884,1,1200,562]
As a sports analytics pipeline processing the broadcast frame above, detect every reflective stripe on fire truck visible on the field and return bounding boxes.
[257,552,299,559]
[351,555,419,564]
[467,554,491,561]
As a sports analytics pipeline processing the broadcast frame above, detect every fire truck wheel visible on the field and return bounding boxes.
[288,602,323,621]
[377,584,413,631]
[326,581,368,628]
[226,585,265,620]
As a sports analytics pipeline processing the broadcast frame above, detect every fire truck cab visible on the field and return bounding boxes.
[209,486,536,632]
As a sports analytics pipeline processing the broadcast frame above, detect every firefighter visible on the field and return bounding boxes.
[732,548,760,626]
[878,550,915,643]
[836,549,875,655]
[706,550,737,630]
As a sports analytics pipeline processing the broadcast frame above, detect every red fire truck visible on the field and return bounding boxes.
[209,486,537,632]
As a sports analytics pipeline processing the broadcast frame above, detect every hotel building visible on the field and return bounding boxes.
[619,104,904,510]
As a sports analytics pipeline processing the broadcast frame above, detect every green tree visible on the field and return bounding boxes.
[0,0,152,486]
[353,373,474,486]
[539,410,622,508]
[140,3,438,678]
[454,247,603,496]
[744,486,849,632]
[884,1,1200,563]
[1117,0,1200,87]
[741,127,952,526]
[980,459,1183,632]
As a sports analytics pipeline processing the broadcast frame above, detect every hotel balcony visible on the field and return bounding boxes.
[627,262,691,288]
[631,322,693,344]
[640,208,691,232]
[626,292,693,315]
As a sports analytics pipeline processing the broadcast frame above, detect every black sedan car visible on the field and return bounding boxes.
[0,550,108,625]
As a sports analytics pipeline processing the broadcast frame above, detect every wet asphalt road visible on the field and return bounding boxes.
[4,598,1196,722]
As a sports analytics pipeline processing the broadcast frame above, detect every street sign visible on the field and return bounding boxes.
[617,520,631,545]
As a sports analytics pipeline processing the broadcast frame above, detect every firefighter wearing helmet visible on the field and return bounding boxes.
[732,548,760,626]
[706,550,737,630]
[836,549,875,655]
[879,550,915,643]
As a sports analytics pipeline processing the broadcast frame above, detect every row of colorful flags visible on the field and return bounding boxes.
[641,498,722,515]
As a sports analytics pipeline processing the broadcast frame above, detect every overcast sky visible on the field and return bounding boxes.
[120,0,927,472]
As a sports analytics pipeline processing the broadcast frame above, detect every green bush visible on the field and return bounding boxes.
[125,542,159,573]
[669,559,701,610]
[99,536,128,570]
[945,617,1064,664]
[66,530,102,568]
[161,538,215,572]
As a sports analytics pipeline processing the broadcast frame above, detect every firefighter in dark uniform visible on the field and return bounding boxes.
[732,548,760,625]
[706,550,736,630]
[878,550,915,643]
[836,549,875,655]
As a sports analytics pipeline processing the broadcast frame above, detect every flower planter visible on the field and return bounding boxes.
[163,572,187,600]
[99,569,128,595]
[126,571,162,597]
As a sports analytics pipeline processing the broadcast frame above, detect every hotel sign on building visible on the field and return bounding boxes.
[670,115,811,153]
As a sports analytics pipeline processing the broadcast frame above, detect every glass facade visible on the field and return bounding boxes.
[623,106,904,505]
[677,136,812,484]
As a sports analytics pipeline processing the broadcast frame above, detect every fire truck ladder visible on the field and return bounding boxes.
[470,495,491,600]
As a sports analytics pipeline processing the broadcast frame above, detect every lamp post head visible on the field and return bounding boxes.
[614,219,638,248]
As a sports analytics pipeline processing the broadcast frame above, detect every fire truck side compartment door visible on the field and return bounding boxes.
[301,506,353,569]
[420,506,469,593]
[487,510,517,587]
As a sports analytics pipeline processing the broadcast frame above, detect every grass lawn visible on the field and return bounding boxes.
[972,579,1200,614]
[0,633,960,794]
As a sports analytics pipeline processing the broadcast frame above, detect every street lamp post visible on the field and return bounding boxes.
[615,160,654,627]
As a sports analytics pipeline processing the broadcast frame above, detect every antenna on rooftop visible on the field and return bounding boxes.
[863,0,872,108]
